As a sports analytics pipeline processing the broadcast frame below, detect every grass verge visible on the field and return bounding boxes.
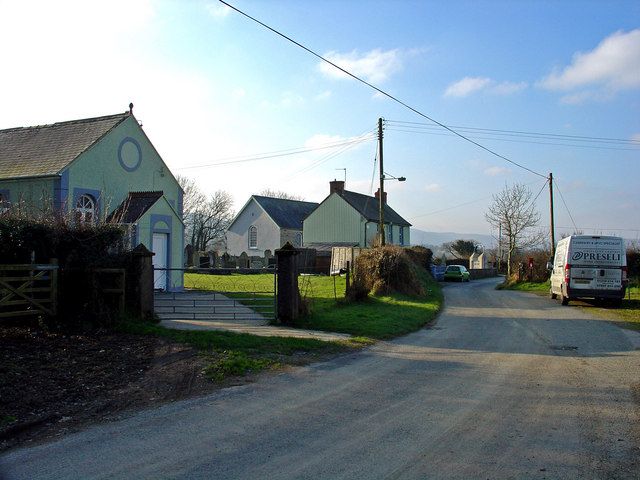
[296,269,442,339]
[499,279,640,330]
[117,321,368,381]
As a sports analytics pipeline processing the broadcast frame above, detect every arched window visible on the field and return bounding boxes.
[294,232,303,247]
[75,194,96,224]
[248,225,258,249]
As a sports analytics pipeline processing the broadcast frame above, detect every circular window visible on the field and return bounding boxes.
[118,137,142,172]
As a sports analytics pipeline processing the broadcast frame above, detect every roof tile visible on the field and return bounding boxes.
[0,113,129,180]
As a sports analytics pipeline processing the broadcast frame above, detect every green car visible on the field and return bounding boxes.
[444,265,470,282]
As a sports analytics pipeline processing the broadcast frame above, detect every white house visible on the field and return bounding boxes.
[225,195,319,259]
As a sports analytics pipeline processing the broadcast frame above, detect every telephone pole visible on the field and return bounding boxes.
[378,117,385,246]
[549,172,555,257]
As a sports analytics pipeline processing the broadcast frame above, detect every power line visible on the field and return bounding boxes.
[386,120,640,146]
[176,132,376,170]
[408,179,544,220]
[555,226,640,233]
[285,128,376,179]
[384,127,640,152]
[531,179,549,205]
[220,0,548,180]
[553,179,578,232]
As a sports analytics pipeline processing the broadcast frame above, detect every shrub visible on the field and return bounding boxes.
[404,245,433,271]
[627,245,639,279]
[0,213,129,330]
[348,246,424,299]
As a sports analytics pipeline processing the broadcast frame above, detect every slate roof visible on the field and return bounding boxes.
[107,191,164,223]
[0,113,129,180]
[252,195,319,229]
[340,190,411,226]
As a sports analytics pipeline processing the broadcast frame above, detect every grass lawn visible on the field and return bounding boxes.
[186,270,442,340]
[136,268,442,380]
[500,279,640,330]
[296,270,442,339]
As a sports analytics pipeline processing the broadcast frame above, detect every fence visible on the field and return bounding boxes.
[155,267,277,322]
[0,263,58,318]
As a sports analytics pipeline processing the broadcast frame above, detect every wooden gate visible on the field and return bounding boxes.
[0,264,58,318]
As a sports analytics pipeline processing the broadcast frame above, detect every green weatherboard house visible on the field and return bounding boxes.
[0,107,184,291]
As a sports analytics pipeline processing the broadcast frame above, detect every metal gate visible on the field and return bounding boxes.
[154,268,277,323]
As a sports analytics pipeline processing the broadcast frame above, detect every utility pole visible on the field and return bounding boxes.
[498,223,502,273]
[378,117,385,246]
[549,172,555,257]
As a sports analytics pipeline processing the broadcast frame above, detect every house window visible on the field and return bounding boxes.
[248,225,258,249]
[294,232,303,247]
[75,194,96,224]
[399,227,404,245]
[387,225,393,244]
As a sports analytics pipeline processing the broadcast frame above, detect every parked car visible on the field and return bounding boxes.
[549,235,627,306]
[444,265,470,282]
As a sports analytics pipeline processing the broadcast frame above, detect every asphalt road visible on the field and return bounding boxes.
[2,277,639,479]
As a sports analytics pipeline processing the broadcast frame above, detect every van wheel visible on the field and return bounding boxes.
[550,288,557,300]
[608,299,622,308]
[560,287,569,306]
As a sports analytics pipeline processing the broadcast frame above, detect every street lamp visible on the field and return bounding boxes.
[378,171,406,246]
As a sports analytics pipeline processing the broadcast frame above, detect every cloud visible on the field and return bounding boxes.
[444,77,492,97]
[491,81,527,95]
[314,90,332,101]
[260,91,305,109]
[424,183,441,192]
[631,133,640,142]
[444,77,526,97]
[231,88,246,99]
[538,29,640,98]
[206,3,231,19]
[484,166,510,177]
[318,48,403,83]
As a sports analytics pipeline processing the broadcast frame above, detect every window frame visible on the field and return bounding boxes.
[75,193,97,224]
[248,225,258,249]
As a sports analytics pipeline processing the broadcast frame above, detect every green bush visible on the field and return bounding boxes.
[1,214,129,330]
[627,245,639,278]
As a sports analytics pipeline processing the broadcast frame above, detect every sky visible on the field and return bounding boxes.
[1,0,639,242]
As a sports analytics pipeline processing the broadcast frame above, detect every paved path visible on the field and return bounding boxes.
[156,290,353,342]
[160,317,354,342]
[2,277,639,479]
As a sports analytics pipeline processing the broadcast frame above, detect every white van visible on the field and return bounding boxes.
[550,235,627,306]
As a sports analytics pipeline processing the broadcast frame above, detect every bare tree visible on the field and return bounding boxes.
[176,175,205,222]
[189,190,234,251]
[485,183,541,278]
[259,189,305,201]
[177,175,234,252]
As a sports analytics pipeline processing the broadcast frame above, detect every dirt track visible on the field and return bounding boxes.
[2,277,639,479]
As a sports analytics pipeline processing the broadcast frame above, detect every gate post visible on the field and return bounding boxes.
[275,242,300,325]
[128,244,155,320]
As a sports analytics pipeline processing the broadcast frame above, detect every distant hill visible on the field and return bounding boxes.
[410,229,496,249]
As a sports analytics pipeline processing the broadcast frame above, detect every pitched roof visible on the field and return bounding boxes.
[107,191,164,223]
[0,113,129,180]
[340,190,411,226]
[252,195,319,229]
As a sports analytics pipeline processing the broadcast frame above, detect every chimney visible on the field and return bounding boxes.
[375,188,387,204]
[330,179,345,196]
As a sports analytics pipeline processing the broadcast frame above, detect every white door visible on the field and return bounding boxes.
[152,233,169,290]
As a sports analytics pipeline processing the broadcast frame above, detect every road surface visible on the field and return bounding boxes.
[2,277,639,479]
